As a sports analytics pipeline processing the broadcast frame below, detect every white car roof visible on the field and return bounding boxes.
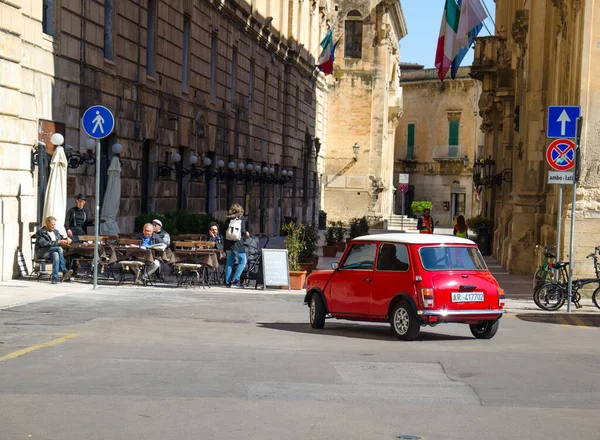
[352,233,475,245]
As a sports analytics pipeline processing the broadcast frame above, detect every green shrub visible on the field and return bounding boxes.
[333,220,346,243]
[299,223,319,263]
[134,211,223,236]
[348,216,370,239]
[325,226,337,246]
[411,200,432,215]
[466,215,493,231]
[283,221,305,271]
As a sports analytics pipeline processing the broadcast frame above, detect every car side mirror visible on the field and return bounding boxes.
[331,262,339,270]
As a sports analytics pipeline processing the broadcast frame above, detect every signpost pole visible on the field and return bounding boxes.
[566,117,583,313]
[93,139,101,289]
[555,184,562,281]
[401,192,405,233]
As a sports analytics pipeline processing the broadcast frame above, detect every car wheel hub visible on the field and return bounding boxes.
[310,297,316,323]
[394,308,410,335]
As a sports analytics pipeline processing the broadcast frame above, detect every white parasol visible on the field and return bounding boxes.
[100,155,121,236]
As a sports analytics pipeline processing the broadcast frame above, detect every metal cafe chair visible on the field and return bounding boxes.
[173,241,206,288]
[115,238,147,285]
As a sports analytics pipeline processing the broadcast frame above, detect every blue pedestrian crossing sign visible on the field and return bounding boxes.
[82,105,115,139]
[547,105,580,139]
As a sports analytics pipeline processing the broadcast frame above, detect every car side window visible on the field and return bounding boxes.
[340,243,377,270]
[376,243,410,272]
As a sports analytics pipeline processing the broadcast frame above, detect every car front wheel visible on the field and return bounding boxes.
[390,302,420,341]
[469,320,500,339]
[309,294,326,329]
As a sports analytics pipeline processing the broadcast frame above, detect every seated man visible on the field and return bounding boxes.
[377,243,408,271]
[152,219,171,246]
[203,222,224,250]
[133,223,165,281]
[35,216,73,284]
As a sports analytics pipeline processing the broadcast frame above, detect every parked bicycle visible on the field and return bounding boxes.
[534,246,600,311]
[532,245,556,289]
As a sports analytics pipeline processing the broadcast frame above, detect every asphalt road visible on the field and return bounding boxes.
[1,287,599,440]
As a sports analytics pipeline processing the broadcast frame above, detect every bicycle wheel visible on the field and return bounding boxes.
[592,287,600,310]
[533,268,553,289]
[534,283,566,311]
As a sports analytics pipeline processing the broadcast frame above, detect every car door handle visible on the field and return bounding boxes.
[364,278,372,283]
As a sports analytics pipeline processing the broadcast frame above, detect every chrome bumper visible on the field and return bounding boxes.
[418,309,504,316]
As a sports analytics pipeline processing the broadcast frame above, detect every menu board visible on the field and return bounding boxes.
[261,249,290,290]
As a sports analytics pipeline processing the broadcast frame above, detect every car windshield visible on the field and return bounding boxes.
[419,246,487,271]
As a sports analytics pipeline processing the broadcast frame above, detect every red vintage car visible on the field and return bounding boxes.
[304,234,505,340]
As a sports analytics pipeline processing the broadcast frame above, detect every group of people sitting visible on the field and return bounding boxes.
[34,198,251,288]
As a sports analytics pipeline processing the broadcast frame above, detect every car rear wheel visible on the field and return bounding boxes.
[469,320,499,339]
[309,294,326,329]
[390,302,420,341]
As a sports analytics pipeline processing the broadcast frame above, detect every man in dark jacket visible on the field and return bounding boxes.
[65,194,94,242]
[35,216,73,284]
[134,223,165,280]
[152,219,171,246]
[204,222,224,251]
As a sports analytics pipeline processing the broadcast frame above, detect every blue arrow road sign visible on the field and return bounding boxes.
[547,105,580,138]
[82,105,115,139]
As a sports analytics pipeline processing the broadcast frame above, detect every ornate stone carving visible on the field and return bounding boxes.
[512,10,529,69]
[478,91,496,132]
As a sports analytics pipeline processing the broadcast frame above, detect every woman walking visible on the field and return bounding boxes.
[453,215,469,238]
[224,203,250,288]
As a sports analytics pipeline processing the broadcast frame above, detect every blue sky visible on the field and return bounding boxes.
[399,0,496,68]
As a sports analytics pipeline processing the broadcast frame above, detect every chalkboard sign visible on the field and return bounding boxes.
[261,249,290,290]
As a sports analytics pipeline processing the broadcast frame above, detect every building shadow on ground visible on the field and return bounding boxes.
[257,322,474,342]
[516,313,600,328]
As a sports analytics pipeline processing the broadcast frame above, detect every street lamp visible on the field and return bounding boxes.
[472,155,512,188]
[352,142,360,161]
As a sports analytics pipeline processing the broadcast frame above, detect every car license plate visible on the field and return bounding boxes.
[452,292,484,302]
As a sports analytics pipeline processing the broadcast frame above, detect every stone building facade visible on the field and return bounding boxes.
[471,0,600,277]
[0,0,334,281]
[323,0,406,223]
[394,66,482,227]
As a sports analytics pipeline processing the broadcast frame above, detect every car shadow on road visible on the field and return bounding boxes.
[256,322,474,342]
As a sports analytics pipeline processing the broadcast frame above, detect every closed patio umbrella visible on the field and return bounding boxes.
[42,146,68,236]
[100,155,121,236]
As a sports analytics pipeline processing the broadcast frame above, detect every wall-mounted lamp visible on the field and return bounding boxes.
[65,137,97,169]
[352,142,360,161]
[472,155,512,188]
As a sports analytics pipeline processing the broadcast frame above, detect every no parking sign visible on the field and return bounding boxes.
[546,139,575,171]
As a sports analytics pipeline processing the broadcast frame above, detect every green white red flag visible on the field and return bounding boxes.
[435,0,462,81]
[317,28,337,75]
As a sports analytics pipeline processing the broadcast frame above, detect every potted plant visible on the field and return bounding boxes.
[323,225,338,257]
[283,221,307,290]
[299,222,319,272]
[334,220,346,252]
[466,215,494,256]
[410,200,433,218]
[348,218,360,243]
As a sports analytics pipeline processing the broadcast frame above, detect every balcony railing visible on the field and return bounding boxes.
[432,145,466,160]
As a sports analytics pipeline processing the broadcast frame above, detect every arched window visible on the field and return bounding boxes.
[344,10,363,59]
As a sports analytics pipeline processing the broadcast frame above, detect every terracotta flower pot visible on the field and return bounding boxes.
[312,256,319,269]
[299,262,313,275]
[336,242,346,252]
[289,270,307,290]
[322,245,338,257]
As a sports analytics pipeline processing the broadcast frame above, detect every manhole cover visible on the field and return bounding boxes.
[397,436,421,440]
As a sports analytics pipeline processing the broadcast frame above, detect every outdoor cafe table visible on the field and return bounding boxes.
[173,249,225,269]
[114,246,176,264]
[62,243,118,264]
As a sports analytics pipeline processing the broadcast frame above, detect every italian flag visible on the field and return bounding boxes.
[317,29,336,75]
[435,0,462,81]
